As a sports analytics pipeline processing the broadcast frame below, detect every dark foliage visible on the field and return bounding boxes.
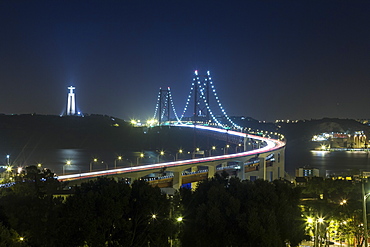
[180,173,305,247]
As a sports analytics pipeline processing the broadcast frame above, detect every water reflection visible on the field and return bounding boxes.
[5,147,370,178]
[310,150,330,157]
[287,149,370,177]
[3,149,183,176]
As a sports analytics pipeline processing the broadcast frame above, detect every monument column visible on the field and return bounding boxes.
[67,86,76,115]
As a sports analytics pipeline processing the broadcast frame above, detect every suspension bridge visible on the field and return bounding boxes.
[152,70,241,128]
[58,71,286,190]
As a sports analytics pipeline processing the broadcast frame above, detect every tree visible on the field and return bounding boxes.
[301,178,363,246]
[180,174,305,247]
[0,165,63,247]
[0,222,25,247]
[57,178,173,247]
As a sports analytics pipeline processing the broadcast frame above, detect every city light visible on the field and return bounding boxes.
[63,160,72,175]
[90,158,98,172]
[137,153,144,165]
[146,118,158,126]
[115,156,123,169]
[6,166,12,172]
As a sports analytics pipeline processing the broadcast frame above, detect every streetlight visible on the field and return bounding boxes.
[114,156,122,169]
[126,159,133,167]
[340,199,347,206]
[307,217,324,247]
[210,146,216,156]
[236,143,242,153]
[176,149,183,161]
[158,151,164,163]
[101,161,108,170]
[90,158,98,172]
[6,165,13,179]
[17,167,22,174]
[6,155,10,165]
[6,165,12,173]
[63,160,72,175]
[137,153,144,165]
[224,144,230,154]
[193,148,200,159]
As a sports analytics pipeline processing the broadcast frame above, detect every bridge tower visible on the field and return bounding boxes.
[192,70,210,122]
[66,86,76,116]
[157,87,170,125]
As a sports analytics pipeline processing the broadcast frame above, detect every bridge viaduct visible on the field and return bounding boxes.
[58,124,286,190]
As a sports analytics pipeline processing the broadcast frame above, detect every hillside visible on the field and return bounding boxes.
[0,114,223,152]
[278,118,370,142]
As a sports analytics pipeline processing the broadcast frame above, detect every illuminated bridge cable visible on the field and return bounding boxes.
[168,87,180,122]
[197,76,225,128]
[204,71,242,129]
[179,78,196,122]
[152,88,162,120]
[160,94,168,121]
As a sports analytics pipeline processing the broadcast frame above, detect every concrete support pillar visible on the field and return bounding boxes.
[260,157,266,180]
[236,161,245,181]
[221,162,227,168]
[208,165,216,178]
[172,171,182,190]
[128,174,140,184]
[191,166,198,190]
[276,149,285,179]
[244,137,253,151]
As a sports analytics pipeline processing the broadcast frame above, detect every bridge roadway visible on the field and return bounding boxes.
[57,124,286,189]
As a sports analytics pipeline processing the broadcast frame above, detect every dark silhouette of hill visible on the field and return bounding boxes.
[0,114,223,152]
[277,118,370,154]
[1,114,367,154]
[278,118,370,143]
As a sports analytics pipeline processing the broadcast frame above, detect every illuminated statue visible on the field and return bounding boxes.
[67,86,76,115]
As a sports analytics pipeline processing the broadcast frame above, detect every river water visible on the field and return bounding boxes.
[1,148,200,176]
[3,146,370,178]
[286,148,370,177]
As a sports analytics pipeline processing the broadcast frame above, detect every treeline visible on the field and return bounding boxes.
[0,167,305,247]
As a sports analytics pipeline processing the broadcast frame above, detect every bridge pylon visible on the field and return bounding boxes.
[192,70,210,123]
[157,87,170,125]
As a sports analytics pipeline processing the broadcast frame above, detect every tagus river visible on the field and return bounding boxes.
[2,149,162,176]
[286,148,370,177]
[4,146,370,179]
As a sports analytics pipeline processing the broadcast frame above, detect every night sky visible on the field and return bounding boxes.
[1,1,370,122]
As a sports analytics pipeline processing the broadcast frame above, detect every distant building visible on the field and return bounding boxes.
[239,150,285,182]
[312,131,367,149]
[296,166,319,177]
